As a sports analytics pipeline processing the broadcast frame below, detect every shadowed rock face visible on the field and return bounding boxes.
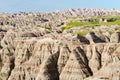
[86,32,105,44]
[0,9,120,80]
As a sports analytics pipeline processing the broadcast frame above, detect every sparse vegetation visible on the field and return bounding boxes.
[104,16,120,22]
[61,21,84,30]
[61,16,120,31]
[115,26,120,31]
[0,78,2,80]
[44,26,52,30]
[77,31,88,36]
[61,21,100,31]
[108,31,114,35]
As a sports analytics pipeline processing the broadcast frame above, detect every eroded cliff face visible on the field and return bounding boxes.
[0,9,120,80]
[0,28,119,80]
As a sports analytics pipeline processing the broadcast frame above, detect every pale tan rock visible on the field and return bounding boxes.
[85,62,120,80]
[57,45,71,74]
[0,9,120,80]
[1,30,16,47]
[89,46,101,73]
[36,52,59,80]
[110,32,120,43]
[60,47,92,80]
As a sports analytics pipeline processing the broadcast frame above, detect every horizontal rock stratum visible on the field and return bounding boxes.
[0,8,120,80]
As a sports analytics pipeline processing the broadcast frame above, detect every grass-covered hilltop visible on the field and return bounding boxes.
[61,16,120,36]
[61,16,120,30]
[0,8,120,80]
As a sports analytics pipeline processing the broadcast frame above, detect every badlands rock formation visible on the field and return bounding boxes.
[0,8,119,80]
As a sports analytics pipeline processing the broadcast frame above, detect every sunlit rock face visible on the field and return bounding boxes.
[0,9,120,80]
[0,30,119,80]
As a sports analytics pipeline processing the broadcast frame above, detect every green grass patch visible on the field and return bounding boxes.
[61,21,101,31]
[66,21,85,27]
[101,20,120,25]
[61,16,120,31]
[77,31,88,36]
[108,31,114,35]
[104,16,120,22]
[92,16,120,22]
[61,22,84,30]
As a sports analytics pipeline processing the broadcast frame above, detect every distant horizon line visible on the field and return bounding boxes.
[0,8,120,14]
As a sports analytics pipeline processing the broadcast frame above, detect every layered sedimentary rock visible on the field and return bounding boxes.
[0,29,119,80]
[0,9,119,80]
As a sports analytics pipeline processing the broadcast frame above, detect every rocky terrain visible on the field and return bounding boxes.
[0,8,119,80]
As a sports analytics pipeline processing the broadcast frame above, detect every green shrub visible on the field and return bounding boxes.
[107,17,117,22]
[0,78,2,80]
[106,16,120,22]
[44,26,52,30]
[101,20,120,25]
[89,18,99,24]
[108,31,113,35]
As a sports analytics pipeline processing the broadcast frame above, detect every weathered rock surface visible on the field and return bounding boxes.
[0,9,119,80]
[0,30,119,80]
[0,8,120,29]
